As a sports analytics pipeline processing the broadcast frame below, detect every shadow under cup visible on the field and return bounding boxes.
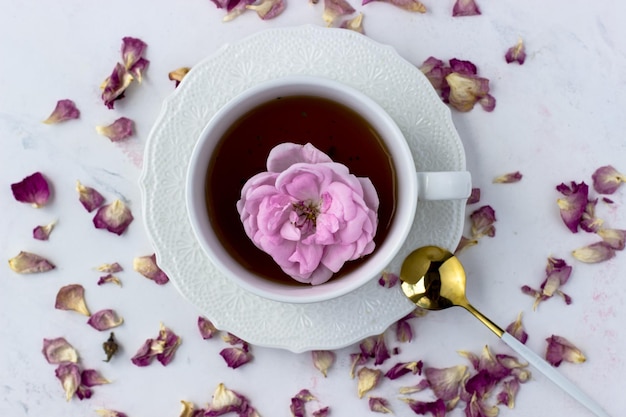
[186,76,418,304]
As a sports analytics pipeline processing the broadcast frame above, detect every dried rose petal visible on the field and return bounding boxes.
[496,378,520,408]
[178,401,201,417]
[43,99,80,124]
[96,410,128,417]
[378,271,399,288]
[55,284,90,316]
[101,63,134,109]
[96,117,134,142]
[467,187,481,204]
[454,236,478,254]
[598,228,626,250]
[42,337,78,364]
[246,0,285,19]
[133,254,169,284]
[556,181,589,233]
[55,362,81,401]
[206,383,248,415]
[349,352,368,378]
[424,365,468,401]
[87,309,124,331]
[360,334,390,365]
[394,317,413,343]
[505,312,528,344]
[93,199,133,235]
[169,67,191,87]
[384,360,423,379]
[452,0,481,16]
[419,57,451,92]
[222,332,247,347]
[222,0,255,21]
[156,324,182,366]
[446,72,495,112]
[493,171,522,184]
[290,389,316,417]
[81,369,109,387]
[399,378,430,394]
[466,393,498,417]
[76,181,105,212]
[323,0,355,25]
[369,397,392,413]
[220,347,252,369]
[312,350,336,377]
[97,274,122,286]
[11,172,51,208]
[545,335,586,367]
[121,37,147,71]
[33,221,56,241]
[131,338,157,367]
[198,316,218,339]
[401,398,446,417]
[96,262,123,273]
[312,407,329,417]
[572,241,616,263]
[340,13,365,34]
[129,57,149,82]
[592,165,626,194]
[470,205,496,238]
[9,251,55,273]
[505,38,527,65]
[580,199,603,233]
[363,0,426,13]
[294,389,316,401]
[357,367,382,398]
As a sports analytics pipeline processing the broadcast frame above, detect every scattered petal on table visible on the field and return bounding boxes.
[11,172,51,208]
[55,284,90,316]
[43,99,80,124]
[9,251,55,274]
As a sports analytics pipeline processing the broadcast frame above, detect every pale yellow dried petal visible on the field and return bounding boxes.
[179,400,196,417]
[357,367,382,398]
[312,350,336,377]
[55,284,91,316]
[9,251,55,274]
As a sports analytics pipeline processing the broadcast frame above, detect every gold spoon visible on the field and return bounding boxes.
[400,246,610,417]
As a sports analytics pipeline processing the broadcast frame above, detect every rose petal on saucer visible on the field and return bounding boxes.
[378,271,398,288]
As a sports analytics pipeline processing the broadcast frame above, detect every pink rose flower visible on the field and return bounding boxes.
[237,143,379,285]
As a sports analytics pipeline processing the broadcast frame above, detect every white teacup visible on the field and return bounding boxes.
[186,76,471,304]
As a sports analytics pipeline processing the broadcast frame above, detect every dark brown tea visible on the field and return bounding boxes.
[205,95,397,285]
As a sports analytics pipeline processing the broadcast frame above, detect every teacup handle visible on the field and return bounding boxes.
[417,171,472,201]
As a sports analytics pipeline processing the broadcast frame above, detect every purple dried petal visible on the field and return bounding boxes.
[580,199,603,233]
[81,369,109,387]
[497,378,521,408]
[424,365,468,401]
[97,274,122,286]
[363,0,426,13]
[290,397,306,417]
[93,199,133,235]
[33,221,55,241]
[452,0,481,16]
[340,13,365,34]
[493,171,523,184]
[556,181,589,233]
[384,361,422,380]
[598,228,626,250]
[323,0,355,25]
[55,284,91,316]
[545,335,586,367]
[369,397,392,413]
[394,318,413,343]
[446,72,493,112]
[360,334,390,365]
[505,38,527,65]
[156,324,182,366]
[131,338,157,367]
[76,181,105,212]
[133,254,169,284]
[96,262,123,273]
[101,63,133,109]
[460,345,510,380]
[206,383,248,416]
[129,57,149,83]
[222,332,246,347]
[505,312,528,344]
[467,187,481,204]
[198,316,218,339]
[9,251,55,274]
[464,369,499,398]
[222,0,255,21]
[465,393,498,417]
[312,350,336,377]
[55,362,81,401]
[220,347,252,369]
[419,57,451,91]
[42,337,78,364]
[169,67,191,88]
[121,37,147,70]
[246,0,285,19]
[96,410,129,417]
[450,58,478,75]
[470,205,496,238]
[294,389,316,401]
[399,378,430,394]
[572,241,616,263]
[478,94,497,112]
[96,117,134,142]
[43,99,80,124]
[378,271,399,288]
[210,0,239,10]
[357,367,382,398]
[401,398,446,417]
[11,172,51,208]
[87,309,124,331]
[592,165,626,194]
[312,406,330,417]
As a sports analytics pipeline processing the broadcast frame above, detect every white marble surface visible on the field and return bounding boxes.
[1,1,625,416]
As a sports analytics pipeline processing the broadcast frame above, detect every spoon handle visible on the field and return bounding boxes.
[501,332,611,417]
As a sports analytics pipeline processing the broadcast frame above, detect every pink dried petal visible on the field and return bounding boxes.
[96,117,134,142]
[169,67,191,88]
[198,316,218,339]
[357,367,382,398]
[359,334,390,365]
[378,271,399,288]
[133,254,169,284]
[592,165,626,194]
[156,324,182,366]
[43,99,80,124]
[384,361,423,380]
[454,236,478,254]
[363,0,426,13]
[452,0,481,16]
[493,171,522,184]
[545,335,586,367]
[33,221,55,241]
[55,284,90,316]
[222,0,255,21]
[460,345,509,380]
[580,199,603,233]
[369,397,392,413]
[87,309,124,331]
[312,407,329,417]
[505,312,528,344]
[572,241,616,263]
[478,94,497,112]
[556,181,589,233]
[340,13,365,34]
[96,262,123,273]
[294,389,316,401]
[312,350,336,377]
[246,0,285,19]
[522,257,573,310]
[55,362,81,401]
[131,338,157,366]
[96,410,128,417]
[11,172,51,208]
[505,38,527,65]
[206,383,248,416]
[470,205,496,238]
[81,369,109,387]
[290,397,306,417]
[446,72,493,112]
[42,337,78,364]
[220,347,252,369]
[598,228,626,250]
[93,199,133,235]
[497,378,521,408]
[9,251,55,274]
[401,398,446,417]
[222,332,247,347]
[323,0,355,25]
[121,37,147,70]
[76,181,105,212]
[424,365,468,401]
[467,187,481,204]
[399,378,430,394]
[465,393,498,417]
[394,317,413,343]
[464,369,500,398]
[97,274,122,286]
[419,57,451,91]
[101,63,133,109]
[129,57,149,83]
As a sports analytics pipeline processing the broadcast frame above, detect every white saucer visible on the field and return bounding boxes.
[140,25,467,353]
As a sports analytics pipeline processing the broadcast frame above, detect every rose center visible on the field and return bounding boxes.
[292,200,320,237]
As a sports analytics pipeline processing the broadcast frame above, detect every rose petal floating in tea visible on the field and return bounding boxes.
[572,241,616,263]
[592,165,626,194]
[9,251,55,274]
[237,142,379,285]
[76,181,105,212]
[556,181,589,233]
[133,254,169,284]
[87,309,124,331]
[505,38,527,65]
[246,0,285,19]
[93,199,133,235]
[42,337,79,364]
[357,367,382,398]
[493,171,522,184]
[43,99,80,124]
[452,0,481,16]
[55,284,91,316]
[545,335,586,367]
[312,350,336,377]
[11,172,51,208]
[363,0,426,13]
[369,397,392,414]
[96,117,134,142]
[33,221,56,241]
